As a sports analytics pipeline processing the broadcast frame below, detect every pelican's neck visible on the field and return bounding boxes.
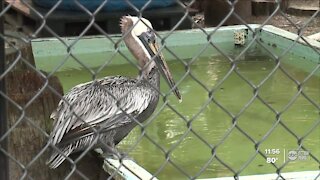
[139,66,160,88]
[123,28,157,77]
[122,28,159,87]
[140,60,157,76]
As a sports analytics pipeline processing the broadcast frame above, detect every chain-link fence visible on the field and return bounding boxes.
[1,0,319,179]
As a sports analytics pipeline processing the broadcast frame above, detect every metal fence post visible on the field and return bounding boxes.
[0,1,9,180]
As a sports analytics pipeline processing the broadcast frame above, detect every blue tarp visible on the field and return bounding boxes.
[32,0,177,11]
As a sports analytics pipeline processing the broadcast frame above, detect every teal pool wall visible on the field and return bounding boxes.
[31,25,319,74]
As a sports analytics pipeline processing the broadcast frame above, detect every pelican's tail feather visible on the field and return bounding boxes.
[47,145,74,169]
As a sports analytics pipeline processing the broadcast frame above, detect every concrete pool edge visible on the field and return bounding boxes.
[198,170,320,180]
[259,25,319,63]
[30,24,259,58]
[262,25,320,52]
[31,24,320,73]
[103,158,158,180]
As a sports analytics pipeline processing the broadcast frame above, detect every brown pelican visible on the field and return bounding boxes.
[47,16,181,168]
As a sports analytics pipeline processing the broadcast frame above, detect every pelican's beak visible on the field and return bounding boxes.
[139,33,182,101]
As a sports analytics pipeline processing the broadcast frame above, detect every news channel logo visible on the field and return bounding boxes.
[287,150,310,161]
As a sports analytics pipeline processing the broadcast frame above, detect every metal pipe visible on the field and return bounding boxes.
[0,0,9,179]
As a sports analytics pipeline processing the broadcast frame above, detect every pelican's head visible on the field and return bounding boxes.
[120,16,181,100]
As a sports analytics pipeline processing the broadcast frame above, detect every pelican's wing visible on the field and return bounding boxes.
[49,76,154,145]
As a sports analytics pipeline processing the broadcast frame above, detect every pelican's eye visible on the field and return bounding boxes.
[146,30,156,43]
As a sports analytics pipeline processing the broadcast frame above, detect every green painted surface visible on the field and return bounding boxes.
[32,25,258,72]
[32,25,319,73]
[258,26,319,63]
[53,47,319,179]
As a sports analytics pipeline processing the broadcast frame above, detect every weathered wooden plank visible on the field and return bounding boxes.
[202,0,252,26]
[5,0,31,17]
[252,0,289,16]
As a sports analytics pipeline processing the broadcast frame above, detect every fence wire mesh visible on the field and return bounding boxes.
[0,0,319,179]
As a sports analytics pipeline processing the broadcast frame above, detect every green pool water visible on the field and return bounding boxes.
[53,49,320,179]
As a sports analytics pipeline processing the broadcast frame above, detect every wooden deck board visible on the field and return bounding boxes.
[5,0,31,17]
